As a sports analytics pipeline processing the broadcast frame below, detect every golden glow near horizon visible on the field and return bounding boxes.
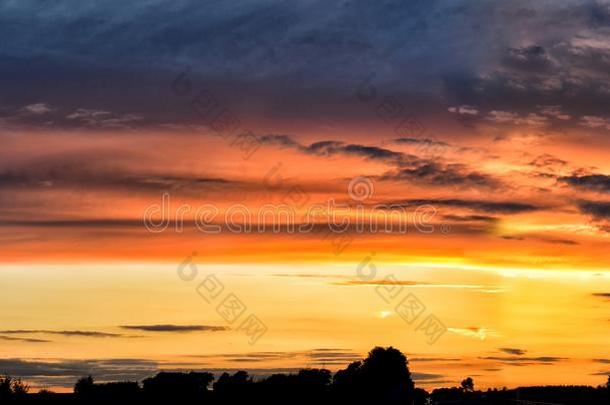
[2,261,610,391]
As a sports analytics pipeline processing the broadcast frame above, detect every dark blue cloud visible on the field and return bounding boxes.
[578,200,610,220]
[120,324,228,332]
[560,174,610,193]
[1,0,608,128]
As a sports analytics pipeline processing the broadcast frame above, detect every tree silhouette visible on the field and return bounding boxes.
[296,368,331,392]
[255,368,331,405]
[258,372,291,404]
[74,375,95,397]
[461,376,474,392]
[143,371,213,402]
[0,375,29,401]
[9,346,610,404]
[0,376,13,401]
[213,370,253,403]
[332,360,361,390]
[332,346,414,404]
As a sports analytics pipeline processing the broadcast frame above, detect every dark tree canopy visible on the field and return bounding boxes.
[142,371,214,401]
[332,346,415,404]
[0,375,29,401]
[74,375,94,397]
[4,347,610,405]
[461,376,475,392]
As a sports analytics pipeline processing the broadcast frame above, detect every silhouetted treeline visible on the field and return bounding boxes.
[2,346,610,404]
[432,384,610,404]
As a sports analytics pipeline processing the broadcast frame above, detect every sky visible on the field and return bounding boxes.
[1,0,610,392]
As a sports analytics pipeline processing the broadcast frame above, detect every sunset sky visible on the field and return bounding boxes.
[2,0,610,392]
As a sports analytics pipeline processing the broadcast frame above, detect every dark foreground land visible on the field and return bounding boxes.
[2,347,609,404]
